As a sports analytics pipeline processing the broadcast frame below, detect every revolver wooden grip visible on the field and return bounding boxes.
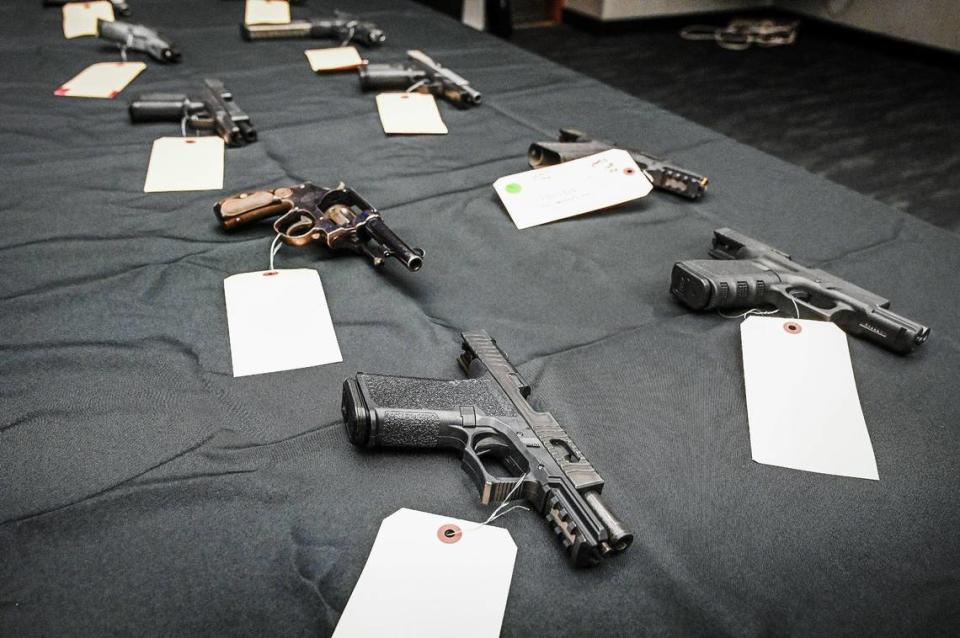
[215,190,291,229]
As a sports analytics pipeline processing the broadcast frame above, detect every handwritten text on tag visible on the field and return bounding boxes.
[493,149,652,229]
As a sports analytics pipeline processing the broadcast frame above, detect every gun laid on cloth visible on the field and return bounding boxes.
[529,128,708,200]
[97,19,180,63]
[342,330,632,567]
[44,0,130,16]
[128,79,257,146]
[359,50,482,108]
[215,183,423,271]
[241,15,385,47]
[671,228,930,354]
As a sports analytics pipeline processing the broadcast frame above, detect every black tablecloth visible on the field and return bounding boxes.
[2,1,958,635]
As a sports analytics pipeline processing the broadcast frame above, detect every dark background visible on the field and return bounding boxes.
[2,1,959,636]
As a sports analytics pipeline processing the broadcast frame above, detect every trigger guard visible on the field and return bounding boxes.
[460,433,525,505]
[274,209,319,247]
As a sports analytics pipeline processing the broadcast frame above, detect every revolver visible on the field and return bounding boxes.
[97,19,180,64]
[215,183,423,272]
[671,228,930,354]
[342,330,632,567]
[359,50,482,108]
[128,79,257,147]
[241,14,385,47]
[529,128,709,200]
[44,0,130,16]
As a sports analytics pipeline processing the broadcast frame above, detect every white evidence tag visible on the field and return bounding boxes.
[62,1,114,39]
[740,316,879,480]
[244,0,290,25]
[304,47,364,72]
[333,509,517,638]
[375,93,449,135]
[55,62,145,99]
[223,269,343,377]
[142,137,224,193]
[493,148,653,229]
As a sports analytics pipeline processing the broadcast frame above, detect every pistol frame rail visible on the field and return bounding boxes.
[671,228,930,353]
[215,182,423,272]
[529,128,709,200]
[342,330,632,567]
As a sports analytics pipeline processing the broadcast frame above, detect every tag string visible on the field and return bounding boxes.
[406,79,428,93]
[269,233,283,271]
[465,476,529,532]
[718,294,801,320]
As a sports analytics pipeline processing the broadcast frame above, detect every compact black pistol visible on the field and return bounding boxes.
[342,330,632,567]
[529,128,709,200]
[215,182,423,272]
[128,79,257,147]
[671,228,930,354]
[241,14,385,47]
[97,19,180,63]
[45,0,130,16]
[359,50,482,108]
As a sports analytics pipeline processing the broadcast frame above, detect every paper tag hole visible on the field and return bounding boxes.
[783,321,802,334]
[437,524,462,544]
[185,139,197,144]
[623,167,636,175]
[263,271,279,277]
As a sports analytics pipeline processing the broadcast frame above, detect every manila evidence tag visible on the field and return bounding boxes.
[55,62,145,99]
[333,509,516,638]
[244,0,290,25]
[143,137,224,193]
[376,93,448,135]
[62,1,114,39]
[493,148,653,229]
[305,47,364,72]
[740,316,879,480]
[223,269,343,377]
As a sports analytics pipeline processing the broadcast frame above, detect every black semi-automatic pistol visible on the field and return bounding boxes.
[97,19,180,63]
[359,50,481,108]
[342,330,632,567]
[241,13,385,47]
[671,228,930,354]
[215,182,423,272]
[128,79,257,147]
[45,0,130,16]
[529,128,709,200]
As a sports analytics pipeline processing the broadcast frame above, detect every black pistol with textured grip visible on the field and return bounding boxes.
[671,228,930,354]
[529,128,709,200]
[215,182,423,271]
[359,50,482,108]
[241,14,385,47]
[97,19,179,63]
[342,330,632,567]
[44,0,130,16]
[128,79,257,147]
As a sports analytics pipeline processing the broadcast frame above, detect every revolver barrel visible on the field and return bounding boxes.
[364,217,423,272]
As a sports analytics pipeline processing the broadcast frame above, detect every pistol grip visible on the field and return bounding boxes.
[672,260,780,311]
[215,190,289,229]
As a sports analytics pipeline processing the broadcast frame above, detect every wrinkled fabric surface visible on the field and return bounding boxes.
[1,1,959,636]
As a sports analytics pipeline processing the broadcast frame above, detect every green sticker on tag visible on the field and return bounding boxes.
[505,183,522,194]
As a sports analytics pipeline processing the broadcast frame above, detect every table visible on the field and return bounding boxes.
[2,1,958,635]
